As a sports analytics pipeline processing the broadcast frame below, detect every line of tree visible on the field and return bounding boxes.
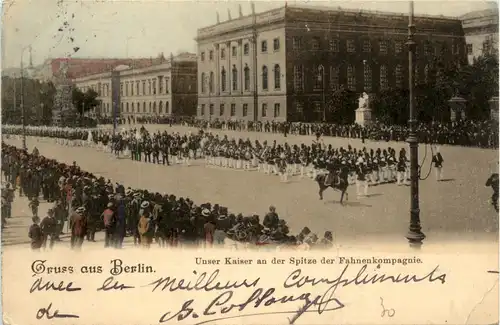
[317,54,499,125]
[1,76,56,125]
[71,87,100,116]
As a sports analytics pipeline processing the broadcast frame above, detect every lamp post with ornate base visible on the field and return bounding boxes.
[405,0,426,248]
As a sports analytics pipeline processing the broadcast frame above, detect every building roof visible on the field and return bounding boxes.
[460,8,498,20]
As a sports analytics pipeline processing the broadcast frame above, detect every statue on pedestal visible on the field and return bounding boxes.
[355,92,372,127]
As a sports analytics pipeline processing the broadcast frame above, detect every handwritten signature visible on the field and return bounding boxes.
[154,264,445,324]
[36,303,79,320]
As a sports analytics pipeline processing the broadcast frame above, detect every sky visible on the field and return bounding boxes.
[0,0,497,69]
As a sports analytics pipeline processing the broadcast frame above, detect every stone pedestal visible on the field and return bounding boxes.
[355,107,372,126]
[489,97,499,122]
[448,96,467,122]
[355,92,373,127]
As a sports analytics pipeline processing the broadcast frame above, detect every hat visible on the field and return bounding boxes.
[141,201,150,209]
[76,206,85,214]
[107,202,114,208]
[201,209,211,217]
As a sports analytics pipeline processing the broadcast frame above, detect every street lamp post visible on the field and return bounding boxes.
[20,49,27,149]
[405,0,425,247]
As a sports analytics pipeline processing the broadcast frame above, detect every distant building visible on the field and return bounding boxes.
[461,8,499,64]
[3,56,166,82]
[72,53,197,118]
[195,5,467,122]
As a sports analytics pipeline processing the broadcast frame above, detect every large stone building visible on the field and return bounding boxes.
[461,8,499,64]
[72,53,197,118]
[195,4,467,122]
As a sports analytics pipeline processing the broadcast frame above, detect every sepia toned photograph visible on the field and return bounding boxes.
[1,0,498,324]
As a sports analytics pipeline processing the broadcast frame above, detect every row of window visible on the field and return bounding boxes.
[200,38,281,61]
[102,101,170,115]
[200,103,281,118]
[294,63,441,92]
[120,77,170,97]
[79,77,171,98]
[200,64,282,93]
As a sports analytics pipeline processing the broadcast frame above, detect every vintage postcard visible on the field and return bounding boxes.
[1,0,499,324]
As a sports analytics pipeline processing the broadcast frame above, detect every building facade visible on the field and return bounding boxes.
[72,53,198,118]
[196,5,467,122]
[461,8,499,64]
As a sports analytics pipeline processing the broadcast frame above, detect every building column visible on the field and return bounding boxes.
[227,41,232,95]
[239,39,243,95]
[215,44,220,95]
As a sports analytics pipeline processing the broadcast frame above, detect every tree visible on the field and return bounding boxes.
[326,87,357,124]
[1,76,56,125]
[72,88,99,116]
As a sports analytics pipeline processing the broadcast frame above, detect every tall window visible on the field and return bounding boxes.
[131,102,135,113]
[232,66,238,91]
[148,80,151,95]
[230,104,236,116]
[294,65,304,91]
[149,102,152,113]
[380,65,388,90]
[347,40,355,52]
[262,66,268,90]
[201,104,205,116]
[273,38,280,51]
[364,63,372,92]
[221,67,226,92]
[125,82,129,96]
[201,52,205,61]
[347,64,356,91]
[142,81,146,95]
[221,48,226,59]
[395,41,403,53]
[379,40,388,54]
[209,72,214,93]
[424,64,430,84]
[466,44,473,55]
[395,64,403,88]
[261,103,267,117]
[159,101,163,114]
[143,102,146,113]
[232,46,237,57]
[165,101,169,114]
[136,81,140,95]
[152,80,156,95]
[312,37,320,50]
[131,82,135,96]
[329,39,339,52]
[219,104,225,116]
[424,42,432,56]
[201,72,206,93]
[314,66,324,89]
[153,102,157,113]
[292,36,302,50]
[261,40,267,53]
[165,77,170,93]
[209,50,214,60]
[274,64,281,90]
[330,66,339,90]
[243,104,248,116]
[243,43,249,55]
[126,102,129,112]
[209,104,214,116]
[244,66,250,91]
[158,78,162,94]
[274,103,280,117]
[120,83,123,96]
[363,40,371,52]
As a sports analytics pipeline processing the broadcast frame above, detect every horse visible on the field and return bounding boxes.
[315,173,349,204]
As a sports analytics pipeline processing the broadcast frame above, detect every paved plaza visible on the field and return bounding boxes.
[2,125,499,249]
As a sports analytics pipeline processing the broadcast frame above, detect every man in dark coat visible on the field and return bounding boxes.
[70,206,87,250]
[28,217,43,250]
